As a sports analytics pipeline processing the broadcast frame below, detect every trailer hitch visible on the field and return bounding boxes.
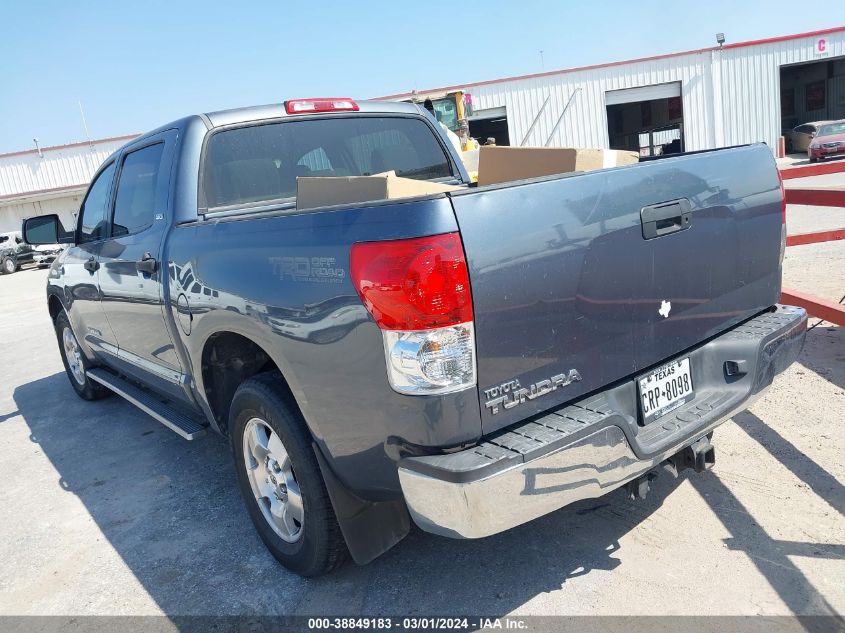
[665,434,716,477]
[627,435,716,501]
[625,469,659,500]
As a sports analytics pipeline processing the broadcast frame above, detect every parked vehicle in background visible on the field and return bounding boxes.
[24,98,806,577]
[0,231,33,274]
[785,121,830,153]
[0,231,63,274]
[31,243,64,267]
[808,120,845,162]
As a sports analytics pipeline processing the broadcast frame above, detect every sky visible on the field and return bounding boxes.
[1,0,843,153]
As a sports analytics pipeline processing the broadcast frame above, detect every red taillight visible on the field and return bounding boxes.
[350,232,473,331]
[284,98,359,114]
[777,168,786,224]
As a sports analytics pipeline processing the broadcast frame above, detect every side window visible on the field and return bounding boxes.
[112,143,165,237]
[79,162,117,243]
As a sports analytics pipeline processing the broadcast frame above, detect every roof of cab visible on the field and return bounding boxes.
[203,99,423,128]
[110,100,425,160]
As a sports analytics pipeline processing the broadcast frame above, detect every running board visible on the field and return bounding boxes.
[87,368,207,440]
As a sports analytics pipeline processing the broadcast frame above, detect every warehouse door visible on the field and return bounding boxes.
[780,57,845,149]
[605,82,684,156]
[468,106,510,146]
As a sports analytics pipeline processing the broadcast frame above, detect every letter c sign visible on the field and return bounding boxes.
[816,38,828,55]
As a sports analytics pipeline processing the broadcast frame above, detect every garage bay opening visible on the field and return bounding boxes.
[606,82,684,157]
[780,56,845,155]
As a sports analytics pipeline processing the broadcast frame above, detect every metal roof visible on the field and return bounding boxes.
[0,135,138,203]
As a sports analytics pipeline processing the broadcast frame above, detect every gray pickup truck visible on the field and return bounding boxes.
[24,98,807,576]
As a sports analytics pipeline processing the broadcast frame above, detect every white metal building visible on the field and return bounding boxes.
[2,25,843,234]
[380,26,845,157]
[0,135,137,233]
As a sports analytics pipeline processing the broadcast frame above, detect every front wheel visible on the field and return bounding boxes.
[231,373,347,576]
[1,256,16,275]
[54,311,111,400]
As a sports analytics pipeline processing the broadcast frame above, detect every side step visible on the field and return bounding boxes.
[87,368,207,440]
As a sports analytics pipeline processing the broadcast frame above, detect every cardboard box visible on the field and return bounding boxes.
[296,171,459,210]
[476,146,639,186]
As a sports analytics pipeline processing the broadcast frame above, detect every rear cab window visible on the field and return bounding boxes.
[201,116,454,211]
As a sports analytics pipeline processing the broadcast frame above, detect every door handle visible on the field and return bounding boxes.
[641,198,692,239]
[83,257,99,273]
[136,253,158,274]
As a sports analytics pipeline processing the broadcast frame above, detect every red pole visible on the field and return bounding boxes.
[781,289,845,326]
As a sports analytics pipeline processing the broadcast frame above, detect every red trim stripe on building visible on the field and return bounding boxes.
[377,25,845,100]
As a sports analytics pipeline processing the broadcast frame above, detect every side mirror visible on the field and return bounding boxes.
[22,214,73,245]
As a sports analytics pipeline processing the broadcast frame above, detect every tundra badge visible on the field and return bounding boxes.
[484,369,582,415]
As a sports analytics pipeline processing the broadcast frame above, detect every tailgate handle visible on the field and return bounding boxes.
[641,199,692,239]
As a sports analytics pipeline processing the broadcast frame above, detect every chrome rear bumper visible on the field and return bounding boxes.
[398,305,807,539]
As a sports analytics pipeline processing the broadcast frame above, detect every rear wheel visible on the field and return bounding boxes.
[54,311,110,400]
[230,373,347,576]
[1,256,16,275]
[809,157,818,163]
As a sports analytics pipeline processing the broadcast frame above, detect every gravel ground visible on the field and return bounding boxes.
[0,212,842,617]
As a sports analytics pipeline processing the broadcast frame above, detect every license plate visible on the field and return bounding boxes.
[638,357,694,421]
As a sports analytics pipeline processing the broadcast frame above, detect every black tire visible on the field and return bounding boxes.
[1,256,16,275]
[230,372,348,576]
[809,157,818,163]
[54,311,111,400]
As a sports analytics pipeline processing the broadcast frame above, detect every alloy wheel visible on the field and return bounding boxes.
[242,417,304,542]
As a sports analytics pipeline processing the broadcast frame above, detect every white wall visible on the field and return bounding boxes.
[463,50,715,151]
[716,34,845,149]
[0,137,133,199]
[0,194,81,233]
[0,135,138,234]
[401,31,844,156]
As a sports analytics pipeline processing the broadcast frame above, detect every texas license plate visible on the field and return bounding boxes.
[638,357,694,422]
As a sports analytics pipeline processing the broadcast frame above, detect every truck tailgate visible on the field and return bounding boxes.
[450,144,783,433]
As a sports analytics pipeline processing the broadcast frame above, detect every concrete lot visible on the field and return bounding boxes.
[0,232,842,616]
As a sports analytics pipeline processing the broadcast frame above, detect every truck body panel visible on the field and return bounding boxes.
[166,196,481,497]
[450,144,783,432]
